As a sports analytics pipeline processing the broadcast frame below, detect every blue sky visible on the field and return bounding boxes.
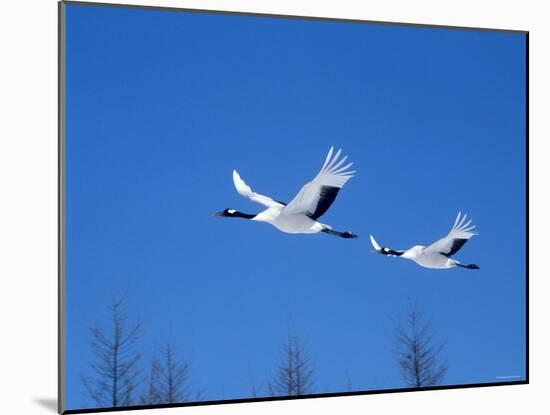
[64,3,527,410]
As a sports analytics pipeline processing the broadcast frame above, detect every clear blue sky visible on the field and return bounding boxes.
[64,3,527,410]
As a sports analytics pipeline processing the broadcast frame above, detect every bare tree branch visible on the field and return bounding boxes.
[345,373,353,392]
[82,295,143,407]
[268,334,315,396]
[394,303,448,388]
[142,339,190,404]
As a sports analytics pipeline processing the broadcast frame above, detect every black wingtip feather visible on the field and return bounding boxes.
[442,238,468,257]
[309,186,340,220]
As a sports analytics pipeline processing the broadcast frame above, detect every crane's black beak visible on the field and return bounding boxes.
[211,211,224,217]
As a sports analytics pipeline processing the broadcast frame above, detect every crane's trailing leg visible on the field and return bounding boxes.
[456,263,480,270]
[322,228,358,239]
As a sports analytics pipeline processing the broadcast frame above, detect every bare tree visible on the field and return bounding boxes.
[142,339,190,404]
[394,304,448,388]
[141,356,162,405]
[268,334,315,396]
[344,372,353,392]
[81,295,143,407]
[250,382,258,398]
[248,373,259,398]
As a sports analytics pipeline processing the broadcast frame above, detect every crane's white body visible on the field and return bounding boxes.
[252,207,327,234]
[400,246,460,269]
[370,212,478,269]
[229,147,355,236]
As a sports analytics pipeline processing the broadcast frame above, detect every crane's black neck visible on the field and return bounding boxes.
[380,247,404,256]
[227,210,256,219]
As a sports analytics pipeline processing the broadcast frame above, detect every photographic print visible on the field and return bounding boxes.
[59,1,528,413]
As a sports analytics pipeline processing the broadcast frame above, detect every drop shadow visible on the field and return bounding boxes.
[34,398,57,413]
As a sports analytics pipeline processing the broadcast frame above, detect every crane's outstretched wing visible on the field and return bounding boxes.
[232,170,285,208]
[283,147,355,219]
[425,212,478,257]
